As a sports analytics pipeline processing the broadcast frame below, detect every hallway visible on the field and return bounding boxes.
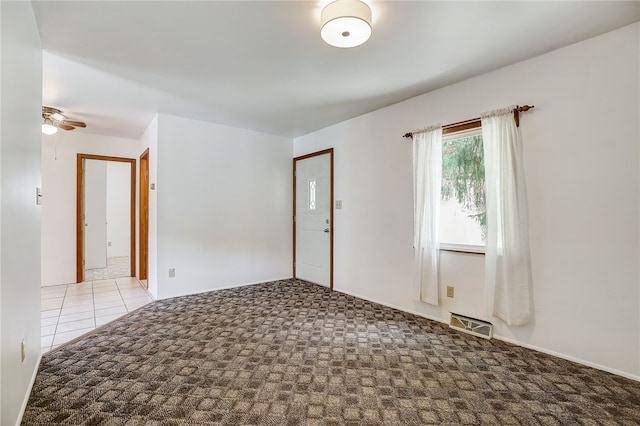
[41,277,153,353]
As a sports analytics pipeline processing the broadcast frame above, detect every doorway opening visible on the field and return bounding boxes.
[293,148,334,289]
[76,154,136,283]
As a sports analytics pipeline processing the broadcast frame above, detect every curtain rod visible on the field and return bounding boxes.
[403,105,534,139]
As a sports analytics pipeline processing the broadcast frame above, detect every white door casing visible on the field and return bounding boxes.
[295,151,332,287]
[84,159,108,270]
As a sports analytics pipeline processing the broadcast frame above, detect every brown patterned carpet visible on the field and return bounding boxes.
[23,279,640,425]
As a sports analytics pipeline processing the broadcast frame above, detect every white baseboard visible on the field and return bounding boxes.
[334,287,640,382]
[335,288,449,325]
[158,276,295,300]
[492,334,640,382]
[16,352,42,426]
[212,277,295,292]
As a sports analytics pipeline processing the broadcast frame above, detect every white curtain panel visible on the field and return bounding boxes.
[412,126,442,305]
[481,107,533,325]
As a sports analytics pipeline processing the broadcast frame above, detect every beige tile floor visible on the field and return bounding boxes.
[84,256,130,281]
[41,277,153,353]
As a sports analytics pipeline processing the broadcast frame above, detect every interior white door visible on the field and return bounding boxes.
[84,159,108,270]
[295,152,331,287]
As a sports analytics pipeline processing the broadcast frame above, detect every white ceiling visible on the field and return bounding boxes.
[32,1,640,139]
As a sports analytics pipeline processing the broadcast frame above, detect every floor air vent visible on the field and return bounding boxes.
[450,313,493,339]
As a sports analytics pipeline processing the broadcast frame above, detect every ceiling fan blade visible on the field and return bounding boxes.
[42,106,62,116]
[56,123,75,131]
[62,120,86,128]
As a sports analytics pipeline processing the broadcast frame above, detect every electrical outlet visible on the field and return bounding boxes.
[446,286,455,298]
[108,241,112,247]
[335,200,343,209]
[169,268,175,278]
[21,339,26,363]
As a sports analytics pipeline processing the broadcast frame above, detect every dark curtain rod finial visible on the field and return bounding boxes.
[513,104,534,127]
[517,105,534,112]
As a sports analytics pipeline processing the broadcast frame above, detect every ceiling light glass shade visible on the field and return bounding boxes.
[321,0,372,48]
[42,123,57,135]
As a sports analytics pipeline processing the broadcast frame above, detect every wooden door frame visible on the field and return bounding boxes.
[139,149,149,283]
[76,154,136,283]
[293,148,334,290]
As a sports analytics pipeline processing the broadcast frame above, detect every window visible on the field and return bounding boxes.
[439,128,486,251]
[308,180,316,210]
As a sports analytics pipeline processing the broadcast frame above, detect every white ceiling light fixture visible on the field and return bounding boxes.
[42,118,58,135]
[321,0,372,48]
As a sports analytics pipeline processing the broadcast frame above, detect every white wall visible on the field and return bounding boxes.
[41,131,139,286]
[0,2,42,424]
[294,23,640,379]
[152,114,292,299]
[106,161,131,257]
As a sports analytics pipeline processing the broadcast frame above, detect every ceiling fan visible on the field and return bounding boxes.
[42,106,87,135]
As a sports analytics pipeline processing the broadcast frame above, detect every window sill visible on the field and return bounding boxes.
[439,244,485,255]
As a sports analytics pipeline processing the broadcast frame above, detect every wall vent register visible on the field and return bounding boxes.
[449,313,493,339]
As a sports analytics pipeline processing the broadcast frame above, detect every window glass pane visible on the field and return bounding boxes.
[309,180,316,210]
[439,130,486,247]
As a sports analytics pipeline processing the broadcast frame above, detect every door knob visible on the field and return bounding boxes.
[323,228,330,233]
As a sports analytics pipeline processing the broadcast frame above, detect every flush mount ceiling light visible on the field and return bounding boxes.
[321,0,372,48]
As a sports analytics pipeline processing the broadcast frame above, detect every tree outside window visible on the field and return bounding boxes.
[439,130,486,248]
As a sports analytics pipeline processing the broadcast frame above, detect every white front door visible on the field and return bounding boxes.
[295,151,332,287]
[84,159,108,270]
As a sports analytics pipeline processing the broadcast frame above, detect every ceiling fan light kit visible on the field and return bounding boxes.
[321,0,372,48]
[41,106,87,135]
[41,119,58,135]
